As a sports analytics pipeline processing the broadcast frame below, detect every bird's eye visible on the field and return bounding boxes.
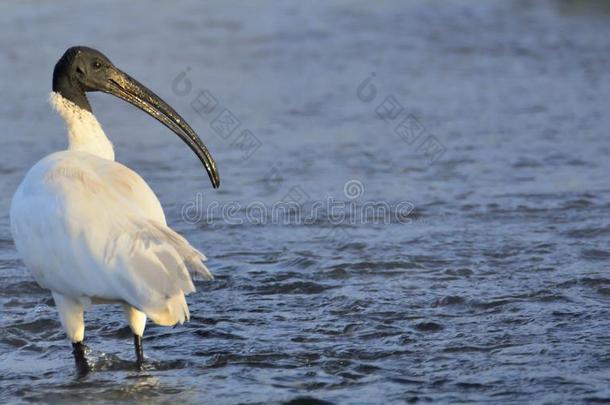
[93,61,102,70]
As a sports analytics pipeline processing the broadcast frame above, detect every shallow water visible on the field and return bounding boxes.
[2,0,610,403]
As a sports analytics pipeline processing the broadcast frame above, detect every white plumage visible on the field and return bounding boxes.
[10,92,212,344]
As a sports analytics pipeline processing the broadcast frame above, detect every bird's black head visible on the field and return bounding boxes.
[52,46,114,112]
[51,46,220,188]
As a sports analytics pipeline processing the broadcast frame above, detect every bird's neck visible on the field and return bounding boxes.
[49,92,115,161]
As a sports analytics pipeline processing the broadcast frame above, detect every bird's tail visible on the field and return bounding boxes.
[110,218,213,326]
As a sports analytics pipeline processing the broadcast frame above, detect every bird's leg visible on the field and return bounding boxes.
[52,292,88,375]
[72,341,89,376]
[134,334,144,369]
[123,305,147,369]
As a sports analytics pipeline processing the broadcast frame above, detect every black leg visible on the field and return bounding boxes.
[72,341,89,376]
[134,334,144,369]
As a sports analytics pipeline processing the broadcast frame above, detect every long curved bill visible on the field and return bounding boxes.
[102,66,220,188]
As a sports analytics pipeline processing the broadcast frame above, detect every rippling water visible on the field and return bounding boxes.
[2,0,610,403]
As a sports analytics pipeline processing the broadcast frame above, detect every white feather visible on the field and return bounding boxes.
[10,93,212,334]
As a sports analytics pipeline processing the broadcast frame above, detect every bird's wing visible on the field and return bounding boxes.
[92,156,167,223]
[10,151,212,325]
